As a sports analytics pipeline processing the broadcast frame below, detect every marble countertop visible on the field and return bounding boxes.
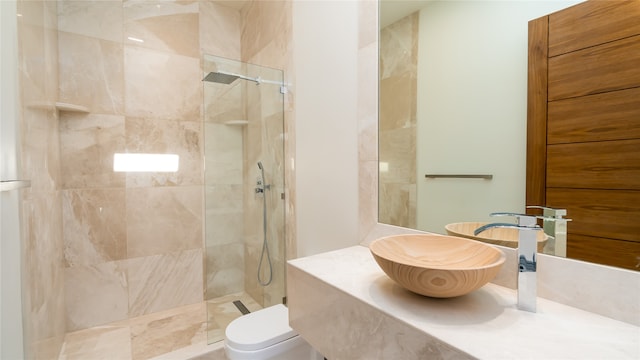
[288,245,640,359]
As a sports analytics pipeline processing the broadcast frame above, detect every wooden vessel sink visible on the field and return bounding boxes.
[369,234,505,298]
[445,222,548,251]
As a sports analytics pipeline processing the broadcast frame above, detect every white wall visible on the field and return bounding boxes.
[0,1,26,358]
[292,0,359,257]
[415,1,583,232]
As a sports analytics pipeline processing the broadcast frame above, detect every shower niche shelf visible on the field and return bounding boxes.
[26,101,90,113]
[224,120,249,126]
[55,102,90,113]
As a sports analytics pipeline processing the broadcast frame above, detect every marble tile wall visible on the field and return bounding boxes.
[200,1,241,59]
[57,0,228,332]
[203,57,245,300]
[58,302,212,360]
[239,0,292,307]
[57,0,290,334]
[19,0,292,353]
[17,0,67,358]
[378,13,418,229]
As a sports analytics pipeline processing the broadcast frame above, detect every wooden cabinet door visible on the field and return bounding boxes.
[527,0,640,270]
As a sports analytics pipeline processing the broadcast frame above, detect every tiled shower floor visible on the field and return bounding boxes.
[58,293,262,360]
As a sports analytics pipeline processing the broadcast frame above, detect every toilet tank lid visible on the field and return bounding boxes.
[225,304,298,351]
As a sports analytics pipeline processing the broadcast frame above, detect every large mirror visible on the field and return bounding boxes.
[378,0,639,271]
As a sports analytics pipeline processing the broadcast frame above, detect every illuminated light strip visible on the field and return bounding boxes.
[113,153,179,172]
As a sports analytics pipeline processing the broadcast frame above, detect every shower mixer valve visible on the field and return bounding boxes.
[255,178,271,194]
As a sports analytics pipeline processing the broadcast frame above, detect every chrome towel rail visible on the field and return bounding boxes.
[424,174,493,180]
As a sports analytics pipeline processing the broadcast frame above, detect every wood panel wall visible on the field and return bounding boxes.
[527,0,640,271]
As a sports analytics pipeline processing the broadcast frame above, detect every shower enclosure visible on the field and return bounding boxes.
[202,54,286,344]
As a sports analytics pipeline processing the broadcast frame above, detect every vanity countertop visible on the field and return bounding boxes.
[288,245,640,359]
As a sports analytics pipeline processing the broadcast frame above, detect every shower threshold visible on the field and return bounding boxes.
[57,292,262,360]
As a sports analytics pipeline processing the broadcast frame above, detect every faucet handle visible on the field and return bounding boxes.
[526,206,567,218]
[490,212,538,227]
[473,222,541,236]
[491,211,530,217]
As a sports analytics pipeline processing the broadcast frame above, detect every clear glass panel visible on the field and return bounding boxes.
[202,54,285,344]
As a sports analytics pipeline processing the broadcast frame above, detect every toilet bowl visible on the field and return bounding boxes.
[224,304,321,360]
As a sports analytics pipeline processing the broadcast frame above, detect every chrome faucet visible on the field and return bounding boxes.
[475,212,542,312]
[526,206,571,257]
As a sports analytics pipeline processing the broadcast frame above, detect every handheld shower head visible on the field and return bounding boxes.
[256,161,269,192]
[255,160,272,286]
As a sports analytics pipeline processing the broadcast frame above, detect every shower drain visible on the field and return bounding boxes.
[233,300,250,315]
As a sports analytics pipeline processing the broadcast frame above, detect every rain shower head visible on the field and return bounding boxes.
[203,70,283,87]
[203,71,239,84]
[203,70,263,85]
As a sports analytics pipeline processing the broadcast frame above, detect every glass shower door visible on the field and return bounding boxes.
[202,54,285,344]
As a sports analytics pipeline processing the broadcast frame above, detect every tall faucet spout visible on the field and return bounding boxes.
[517,226,538,312]
[473,222,521,236]
[479,213,542,312]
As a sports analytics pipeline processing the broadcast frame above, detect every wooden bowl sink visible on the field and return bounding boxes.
[369,234,506,298]
[445,222,548,252]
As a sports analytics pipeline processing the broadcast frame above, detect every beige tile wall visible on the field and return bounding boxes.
[19,0,295,355]
[57,0,291,332]
[57,0,209,332]
[202,54,245,301]
[378,13,418,229]
[240,0,292,307]
[17,0,67,358]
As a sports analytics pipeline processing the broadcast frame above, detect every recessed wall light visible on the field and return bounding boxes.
[127,36,144,43]
[113,153,179,172]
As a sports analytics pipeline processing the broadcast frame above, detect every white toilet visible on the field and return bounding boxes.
[224,304,322,360]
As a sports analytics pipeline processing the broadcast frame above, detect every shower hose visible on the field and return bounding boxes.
[257,163,273,286]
